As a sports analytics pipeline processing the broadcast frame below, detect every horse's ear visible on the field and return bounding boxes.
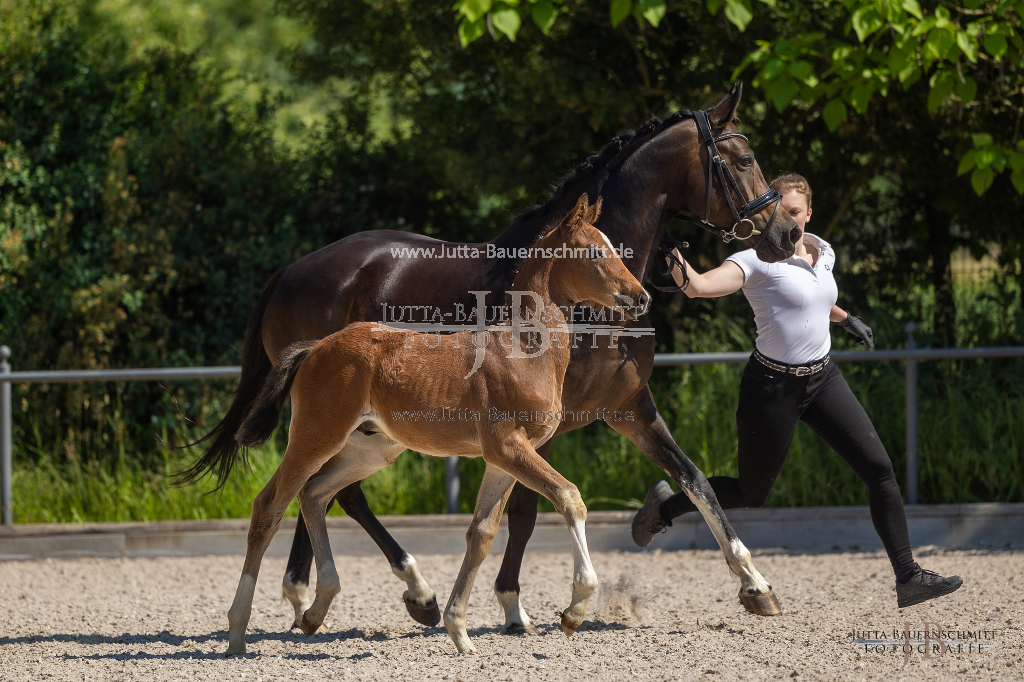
[709,82,743,130]
[563,193,589,235]
[585,196,602,224]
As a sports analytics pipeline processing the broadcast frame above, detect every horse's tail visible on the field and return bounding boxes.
[175,268,285,490]
[235,341,318,449]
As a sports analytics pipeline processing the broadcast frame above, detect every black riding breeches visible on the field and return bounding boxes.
[660,355,917,580]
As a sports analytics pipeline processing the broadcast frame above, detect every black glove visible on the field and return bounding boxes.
[839,314,874,348]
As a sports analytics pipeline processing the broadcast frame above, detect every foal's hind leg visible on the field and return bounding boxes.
[443,465,517,654]
[612,386,780,615]
[226,446,342,656]
[296,438,405,635]
[281,479,439,628]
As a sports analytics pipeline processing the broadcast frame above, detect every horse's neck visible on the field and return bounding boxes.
[491,125,687,283]
[594,162,675,281]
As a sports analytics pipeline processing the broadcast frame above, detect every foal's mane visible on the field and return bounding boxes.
[493,108,694,259]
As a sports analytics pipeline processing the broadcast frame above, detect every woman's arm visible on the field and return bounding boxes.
[668,248,745,298]
[829,305,849,323]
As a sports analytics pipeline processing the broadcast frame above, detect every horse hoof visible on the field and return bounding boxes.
[739,590,783,616]
[224,643,246,657]
[404,594,441,627]
[501,622,539,636]
[560,610,583,637]
[300,614,322,636]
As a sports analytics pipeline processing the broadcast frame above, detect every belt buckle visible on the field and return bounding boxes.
[794,366,812,377]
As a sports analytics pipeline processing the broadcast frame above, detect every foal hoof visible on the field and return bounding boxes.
[739,590,783,616]
[404,594,442,627]
[300,614,324,636]
[560,609,584,637]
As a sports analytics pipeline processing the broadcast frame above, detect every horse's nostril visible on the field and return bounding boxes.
[639,291,651,310]
[789,227,802,244]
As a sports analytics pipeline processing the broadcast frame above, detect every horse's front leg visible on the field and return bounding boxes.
[492,441,551,635]
[611,385,781,615]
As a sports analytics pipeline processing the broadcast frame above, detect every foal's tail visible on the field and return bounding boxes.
[175,269,284,490]
[235,341,318,449]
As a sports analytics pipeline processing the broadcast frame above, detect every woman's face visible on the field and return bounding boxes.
[780,189,812,230]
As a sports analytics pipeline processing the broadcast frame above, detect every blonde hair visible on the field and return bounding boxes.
[770,173,812,209]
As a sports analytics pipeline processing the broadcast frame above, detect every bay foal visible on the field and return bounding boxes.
[224,195,651,655]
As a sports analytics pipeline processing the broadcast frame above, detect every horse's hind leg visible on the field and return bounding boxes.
[281,477,438,628]
[282,508,319,629]
[611,386,780,615]
[341,487,440,626]
[443,465,517,654]
[226,445,341,656]
[296,437,405,635]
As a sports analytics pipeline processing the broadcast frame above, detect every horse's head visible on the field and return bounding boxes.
[666,84,801,263]
[551,194,650,319]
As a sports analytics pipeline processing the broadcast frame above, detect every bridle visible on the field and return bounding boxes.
[649,108,783,293]
[689,108,782,245]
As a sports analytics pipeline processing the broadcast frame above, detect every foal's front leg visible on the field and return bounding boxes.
[492,440,551,635]
[443,465,517,654]
[490,434,599,636]
[611,386,780,614]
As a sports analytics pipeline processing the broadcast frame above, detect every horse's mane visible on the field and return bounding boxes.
[494,108,695,252]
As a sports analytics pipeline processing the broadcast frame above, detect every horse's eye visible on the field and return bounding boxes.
[740,154,754,167]
[588,244,603,260]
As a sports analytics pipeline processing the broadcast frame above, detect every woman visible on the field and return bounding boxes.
[632,173,961,607]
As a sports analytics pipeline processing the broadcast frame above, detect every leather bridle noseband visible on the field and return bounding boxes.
[650,108,784,293]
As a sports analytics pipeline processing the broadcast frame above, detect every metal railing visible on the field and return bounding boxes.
[2,326,1023,524]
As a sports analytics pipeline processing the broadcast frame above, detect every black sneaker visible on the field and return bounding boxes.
[631,481,674,547]
[896,569,963,608]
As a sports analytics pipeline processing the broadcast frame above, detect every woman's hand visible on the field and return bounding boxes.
[669,248,744,299]
[838,313,874,348]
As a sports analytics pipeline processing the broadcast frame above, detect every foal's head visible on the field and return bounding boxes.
[543,194,651,320]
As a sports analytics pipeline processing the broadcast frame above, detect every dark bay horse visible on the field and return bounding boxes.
[182,84,801,631]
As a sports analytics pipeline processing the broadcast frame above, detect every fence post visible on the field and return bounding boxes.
[904,323,919,505]
[445,456,460,514]
[1,346,11,525]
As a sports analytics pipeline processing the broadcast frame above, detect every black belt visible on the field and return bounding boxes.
[753,349,830,377]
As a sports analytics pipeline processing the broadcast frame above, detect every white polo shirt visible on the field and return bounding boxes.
[725,233,838,365]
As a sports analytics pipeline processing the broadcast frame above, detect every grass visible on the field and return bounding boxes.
[9,278,1024,523]
[11,354,1022,524]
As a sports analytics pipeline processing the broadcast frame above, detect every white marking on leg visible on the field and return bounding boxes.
[226,574,256,656]
[561,514,598,636]
[495,590,536,634]
[688,493,772,595]
[282,573,313,629]
[392,555,435,606]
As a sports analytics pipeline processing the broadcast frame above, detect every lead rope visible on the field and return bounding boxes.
[648,227,691,293]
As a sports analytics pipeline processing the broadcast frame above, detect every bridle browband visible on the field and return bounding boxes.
[649,107,783,293]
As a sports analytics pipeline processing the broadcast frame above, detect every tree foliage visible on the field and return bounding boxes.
[454,0,1024,197]
[1,0,1021,482]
